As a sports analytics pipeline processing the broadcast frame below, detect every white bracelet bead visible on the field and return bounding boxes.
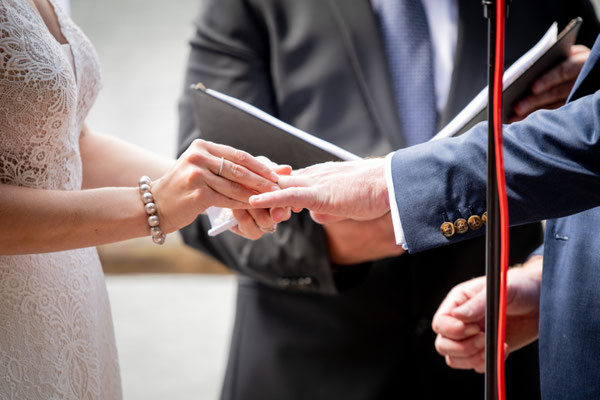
[142,192,153,204]
[148,215,160,227]
[145,202,157,215]
[138,176,166,245]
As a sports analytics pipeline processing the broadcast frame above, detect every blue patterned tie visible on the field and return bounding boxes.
[377,0,437,146]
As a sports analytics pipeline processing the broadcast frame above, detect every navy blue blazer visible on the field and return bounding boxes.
[390,35,600,399]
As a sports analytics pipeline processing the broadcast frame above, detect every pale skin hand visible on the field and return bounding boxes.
[0,126,279,254]
[248,158,403,262]
[249,158,390,221]
[510,45,590,122]
[431,256,543,373]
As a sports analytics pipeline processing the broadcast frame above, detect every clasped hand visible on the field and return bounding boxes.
[431,256,543,373]
[149,139,289,238]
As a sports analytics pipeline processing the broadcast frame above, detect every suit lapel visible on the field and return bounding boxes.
[327,0,406,150]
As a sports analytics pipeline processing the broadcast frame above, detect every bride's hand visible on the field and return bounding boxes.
[230,158,292,240]
[151,139,280,233]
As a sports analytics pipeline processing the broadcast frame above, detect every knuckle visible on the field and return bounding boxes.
[186,168,203,185]
[192,138,206,150]
[185,151,206,165]
[233,149,249,164]
[190,188,205,203]
[229,163,246,179]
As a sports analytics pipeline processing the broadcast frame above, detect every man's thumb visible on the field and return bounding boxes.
[452,290,486,322]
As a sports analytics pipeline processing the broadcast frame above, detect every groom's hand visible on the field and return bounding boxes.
[249,158,390,221]
[229,157,292,240]
[319,213,405,265]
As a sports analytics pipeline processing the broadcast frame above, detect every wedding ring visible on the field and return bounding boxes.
[260,225,277,233]
[217,156,224,177]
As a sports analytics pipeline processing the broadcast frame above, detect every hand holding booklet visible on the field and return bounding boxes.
[191,19,581,236]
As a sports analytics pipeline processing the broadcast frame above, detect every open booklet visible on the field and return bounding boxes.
[433,18,581,140]
[192,19,581,236]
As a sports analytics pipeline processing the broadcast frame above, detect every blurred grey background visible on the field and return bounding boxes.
[71,1,235,399]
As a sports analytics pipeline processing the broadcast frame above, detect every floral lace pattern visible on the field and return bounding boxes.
[0,0,121,398]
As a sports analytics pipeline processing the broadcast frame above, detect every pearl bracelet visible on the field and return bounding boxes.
[138,176,166,245]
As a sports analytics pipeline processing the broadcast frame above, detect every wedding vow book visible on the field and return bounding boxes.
[190,83,360,236]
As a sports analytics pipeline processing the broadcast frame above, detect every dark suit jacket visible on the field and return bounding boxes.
[177,1,599,399]
[390,34,600,399]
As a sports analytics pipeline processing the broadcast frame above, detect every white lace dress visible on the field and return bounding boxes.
[0,0,122,398]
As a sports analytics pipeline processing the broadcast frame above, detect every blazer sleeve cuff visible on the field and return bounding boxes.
[385,152,408,249]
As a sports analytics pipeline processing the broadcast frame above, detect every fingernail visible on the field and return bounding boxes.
[465,325,480,336]
[271,185,280,192]
[532,80,545,94]
[270,172,280,182]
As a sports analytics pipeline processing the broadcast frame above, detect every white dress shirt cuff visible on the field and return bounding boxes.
[385,152,408,249]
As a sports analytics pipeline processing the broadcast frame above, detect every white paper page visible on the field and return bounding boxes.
[204,89,360,236]
[432,22,558,141]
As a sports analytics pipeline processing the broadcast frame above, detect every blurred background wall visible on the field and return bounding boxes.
[71,1,235,399]
[69,0,600,399]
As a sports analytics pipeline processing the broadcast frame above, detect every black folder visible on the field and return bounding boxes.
[190,84,359,169]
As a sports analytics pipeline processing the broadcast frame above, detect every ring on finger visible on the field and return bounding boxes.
[217,156,224,177]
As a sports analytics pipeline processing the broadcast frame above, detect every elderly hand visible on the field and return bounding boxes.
[249,158,390,221]
[431,256,543,373]
[151,139,280,233]
[510,45,590,122]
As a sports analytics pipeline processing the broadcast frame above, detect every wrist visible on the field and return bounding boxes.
[368,158,391,217]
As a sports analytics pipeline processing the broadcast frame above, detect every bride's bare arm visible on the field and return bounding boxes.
[1,136,280,255]
[79,125,175,188]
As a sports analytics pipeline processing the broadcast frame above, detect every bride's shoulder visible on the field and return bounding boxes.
[0,0,44,40]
